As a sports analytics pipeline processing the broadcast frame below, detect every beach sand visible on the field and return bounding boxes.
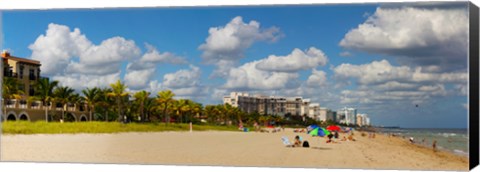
[0,128,468,171]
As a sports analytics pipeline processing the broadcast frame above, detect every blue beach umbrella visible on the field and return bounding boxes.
[307,124,319,132]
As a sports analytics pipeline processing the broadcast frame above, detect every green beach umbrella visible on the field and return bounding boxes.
[322,128,331,136]
[309,127,320,136]
[309,127,330,137]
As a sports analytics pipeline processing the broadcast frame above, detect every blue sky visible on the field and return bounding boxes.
[1,2,470,128]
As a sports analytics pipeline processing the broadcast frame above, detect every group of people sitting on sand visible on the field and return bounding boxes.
[328,132,356,143]
[283,135,310,148]
[293,128,306,133]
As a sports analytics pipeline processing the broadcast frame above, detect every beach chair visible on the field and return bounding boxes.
[282,136,293,147]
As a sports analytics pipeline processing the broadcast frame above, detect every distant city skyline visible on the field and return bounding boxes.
[1,2,469,128]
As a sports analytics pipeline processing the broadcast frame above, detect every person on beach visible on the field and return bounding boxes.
[294,135,302,147]
[334,132,339,139]
[326,133,334,143]
[341,136,347,141]
[432,140,437,151]
[348,134,356,141]
[409,137,414,144]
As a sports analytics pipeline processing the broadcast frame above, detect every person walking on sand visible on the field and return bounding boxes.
[432,140,437,151]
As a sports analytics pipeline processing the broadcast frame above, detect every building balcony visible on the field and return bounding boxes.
[4,72,18,78]
[4,99,87,113]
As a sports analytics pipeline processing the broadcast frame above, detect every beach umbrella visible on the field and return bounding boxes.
[327,125,341,131]
[307,124,319,132]
[309,127,330,137]
[321,128,331,137]
[308,127,319,136]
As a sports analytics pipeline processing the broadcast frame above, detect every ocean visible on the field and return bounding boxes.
[377,128,469,157]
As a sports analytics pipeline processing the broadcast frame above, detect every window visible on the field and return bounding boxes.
[29,69,35,80]
[29,84,35,96]
[19,65,24,79]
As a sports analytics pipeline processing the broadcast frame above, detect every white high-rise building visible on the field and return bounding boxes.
[318,107,328,122]
[308,103,320,119]
[337,107,357,125]
[357,113,369,126]
[223,92,309,117]
[300,99,310,116]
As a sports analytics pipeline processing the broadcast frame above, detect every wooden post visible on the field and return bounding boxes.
[190,122,193,133]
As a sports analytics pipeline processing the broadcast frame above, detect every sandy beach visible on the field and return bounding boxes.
[0,129,469,171]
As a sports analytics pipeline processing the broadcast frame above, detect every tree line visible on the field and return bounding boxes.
[2,78,274,126]
[3,77,343,127]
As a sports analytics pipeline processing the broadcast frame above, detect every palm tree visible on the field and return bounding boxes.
[205,105,218,123]
[143,97,156,122]
[53,86,75,121]
[190,102,202,122]
[156,90,175,124]
[96,87,113,121]
[34,78,59,122]
[82,87,100,121]
[223,103,236,125]
[177,99,192,123]
[134,90,150,122]
[215,104,225,125]
[107,80,129,123]
[2,77,24,116]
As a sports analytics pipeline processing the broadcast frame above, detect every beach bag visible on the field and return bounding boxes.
[302,141,310,147]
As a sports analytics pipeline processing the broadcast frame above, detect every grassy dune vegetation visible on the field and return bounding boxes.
[1,121,239,134]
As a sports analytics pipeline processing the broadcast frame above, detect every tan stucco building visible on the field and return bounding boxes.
[1,51,89,122]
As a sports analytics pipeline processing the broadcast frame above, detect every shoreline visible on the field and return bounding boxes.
[1,128,469,171]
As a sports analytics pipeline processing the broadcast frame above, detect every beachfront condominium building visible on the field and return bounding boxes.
[319,107,337,122]
[337,107,357,125]
[285,97,303,116]
[308,103,320,120]
[318,107,327,121]
[357,113,371,126]
[224,92,316,117]
[357,113,372,126]
[223,92,286,116]
[1,51,89,122]
[2,50,41,97]
[357,114,364,126]
[327,110,337,122]
[223,92,259,113]
[300,99,310,116]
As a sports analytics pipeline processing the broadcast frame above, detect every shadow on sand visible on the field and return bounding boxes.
[310,146,332,150]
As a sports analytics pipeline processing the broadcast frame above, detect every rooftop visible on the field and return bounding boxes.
[1,51,41,65]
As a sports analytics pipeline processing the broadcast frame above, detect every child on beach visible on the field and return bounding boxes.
[294,135,302,147]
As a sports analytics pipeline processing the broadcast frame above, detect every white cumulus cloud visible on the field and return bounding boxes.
[198,16,281,77]
[224,60,299,90]
[256,47,328,72]
[306,69,327,87]
[340,6,468,71]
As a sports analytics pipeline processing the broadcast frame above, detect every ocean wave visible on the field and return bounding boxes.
[438,133,457,137]
[453,149,469,156]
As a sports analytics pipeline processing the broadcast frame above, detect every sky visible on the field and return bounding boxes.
[0,2,470,128]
